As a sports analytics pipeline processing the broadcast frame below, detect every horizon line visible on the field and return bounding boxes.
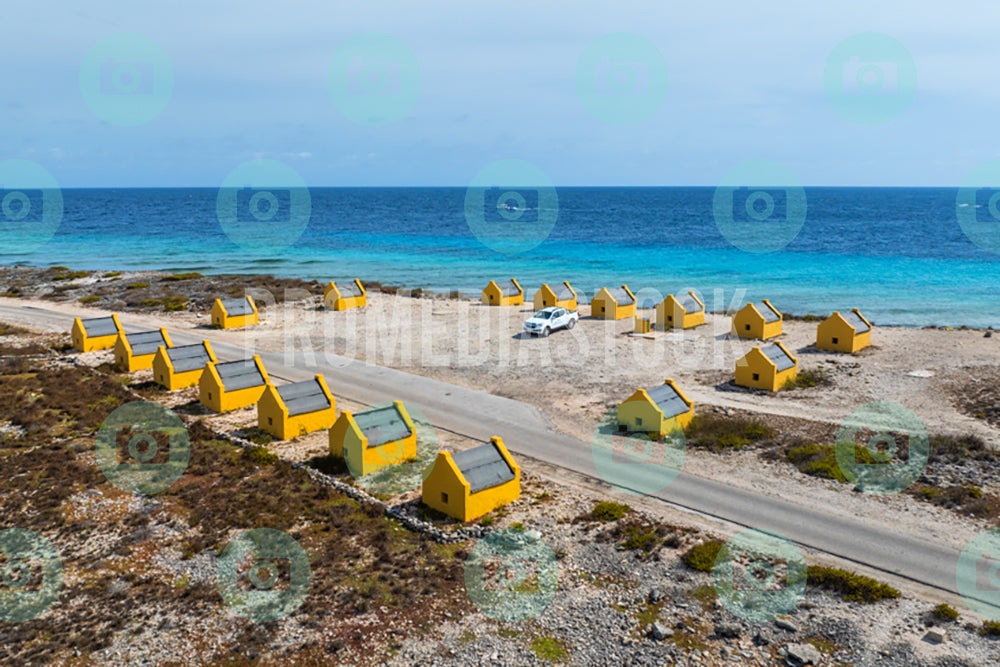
[49,184,977,190]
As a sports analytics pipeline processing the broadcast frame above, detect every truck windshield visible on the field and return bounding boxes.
[534,311,553,319]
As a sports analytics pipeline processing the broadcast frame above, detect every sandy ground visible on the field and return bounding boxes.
[3,288,999,571]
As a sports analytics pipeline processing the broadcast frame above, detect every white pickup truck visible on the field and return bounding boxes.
[523,306,579,337]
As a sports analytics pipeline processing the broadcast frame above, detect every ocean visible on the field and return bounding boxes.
[4,186,999,327]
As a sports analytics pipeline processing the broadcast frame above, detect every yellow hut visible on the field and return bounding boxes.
[816,309,872,353]
[735,342,798,392]
[257,375,337,440]
[533,282,578,310]
[199,356,270,412]
[323,279,367,311]
[114,328,172,372]
[71,314,123,352]
[656,292,705,330]
[591,285,636,320]
[330,401,417,476]
[481,279,524,306]
[617,379,694,438]
[732,299,782,339]
[211,295,258,329]
[152,340,217,390]
[422,437,521,522]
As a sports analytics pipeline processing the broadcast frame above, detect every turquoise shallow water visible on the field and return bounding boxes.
[3,186,998,327]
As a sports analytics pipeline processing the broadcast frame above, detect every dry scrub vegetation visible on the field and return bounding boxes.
[0,343,469,666]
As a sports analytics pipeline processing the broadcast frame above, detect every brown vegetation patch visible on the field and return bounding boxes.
[0,358,468,666]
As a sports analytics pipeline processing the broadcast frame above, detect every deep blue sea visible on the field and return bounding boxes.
[4,187,999,327]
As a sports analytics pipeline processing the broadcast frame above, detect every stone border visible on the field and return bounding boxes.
[214,429,490,544]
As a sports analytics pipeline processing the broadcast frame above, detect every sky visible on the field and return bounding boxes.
[4,0,1000,187]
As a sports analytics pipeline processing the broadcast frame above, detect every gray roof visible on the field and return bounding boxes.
[762,344,796,372]
[604,287,634,305]
[753,301,780,323]
[551,282,575,300]
[336,280,364,298]
[214,358,265,391]
[645,383,691,418]
[451,441,516,494]
[81,316,119,337]
[842,311,870,334]
[675,293,703,313]
[219,296,254,316]
[124,329,168,356]
[496,279,521,297]
[276,379,331,417]
[166,343,212,373]
[353,404,412,448]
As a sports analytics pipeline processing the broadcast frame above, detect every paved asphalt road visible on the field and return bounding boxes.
[2,301,995,612]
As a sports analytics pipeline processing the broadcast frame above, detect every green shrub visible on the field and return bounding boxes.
[717,433,750,450]
[687,414,775,452]
[530,636,569,662]
[78,296,100,304]
[245,446,278,466]
[619,524,659,552]
[52,271,88,281]
[981,620,1000,637]
[806,565,899,603]
[162,297,188,312]
[592,501,630,522]
[161,272,203,282]
[126,282,150,290]
[682,540,723,572]
[242,427,273,446]
[785,369,831,389]
[480,516,494,526]
[786,443,847,482]
[104,271,121,278]
[932,603,959,622]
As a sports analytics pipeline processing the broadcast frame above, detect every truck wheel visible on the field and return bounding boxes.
[542,327,550,337]
[567,319,575,329]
